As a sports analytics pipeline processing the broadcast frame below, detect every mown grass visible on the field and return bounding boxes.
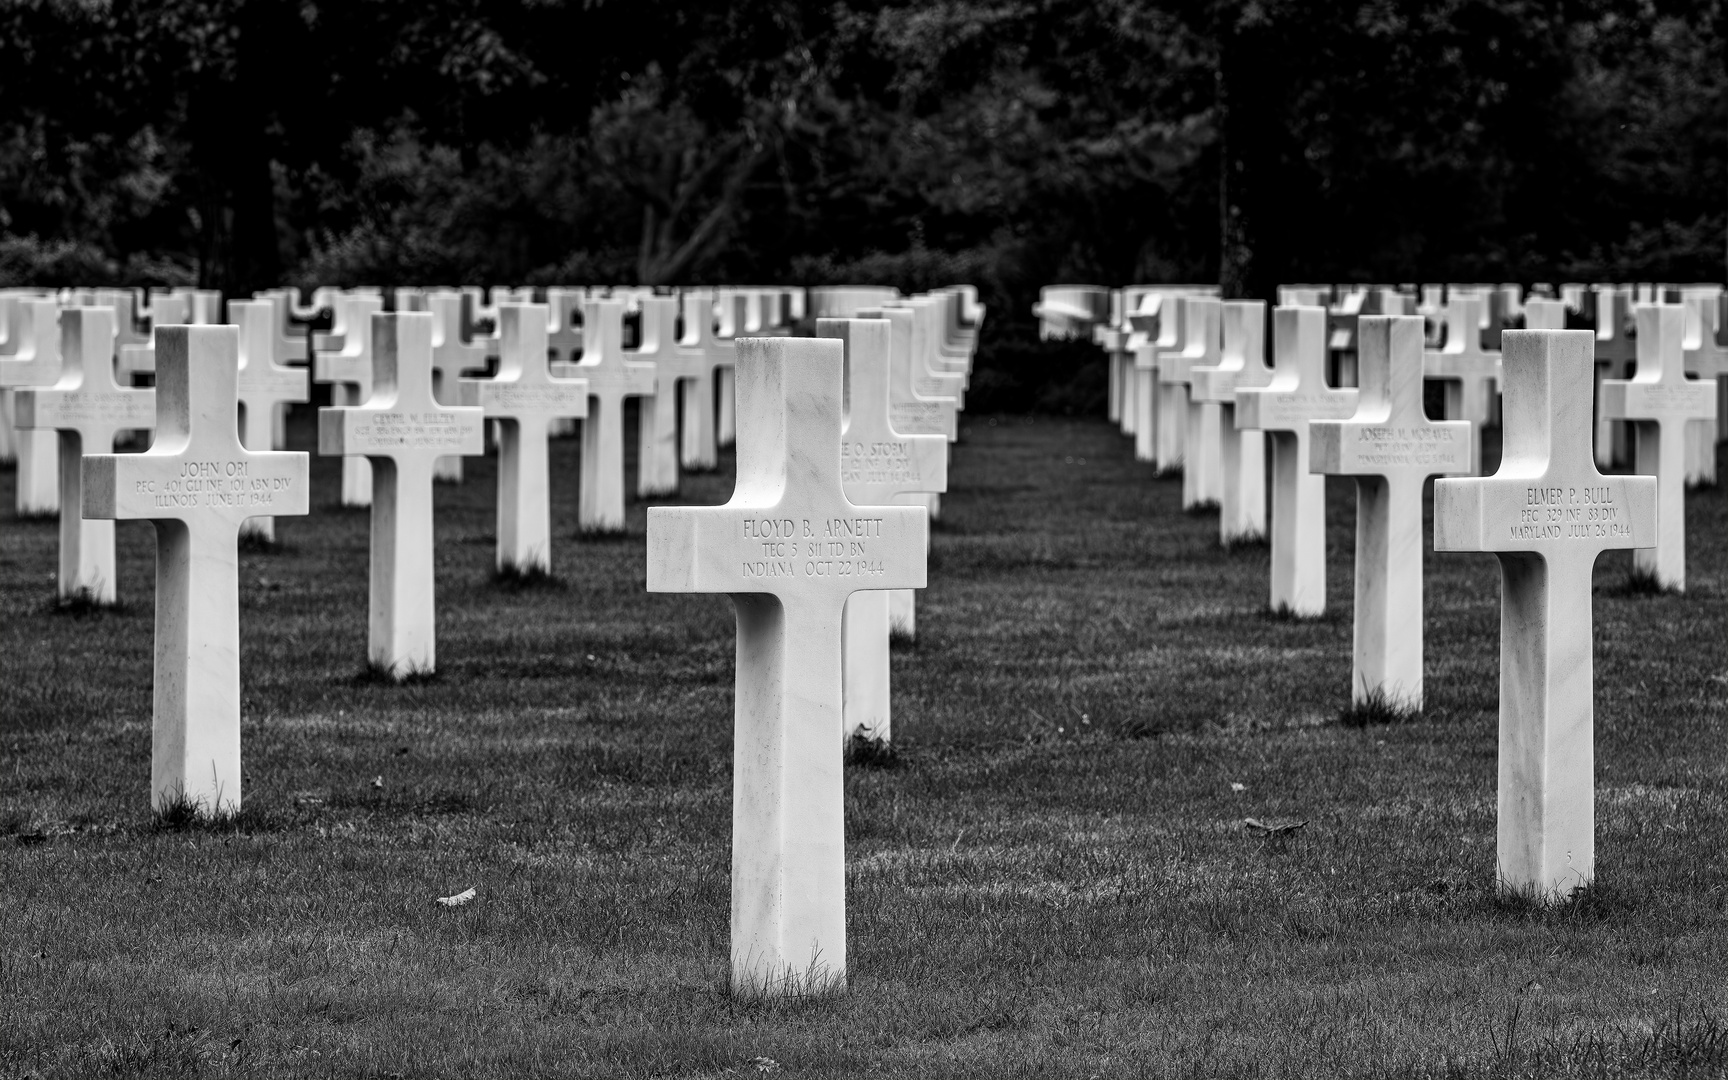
[1,407,1725,1078]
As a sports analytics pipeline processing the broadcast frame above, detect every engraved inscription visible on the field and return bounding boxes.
[841,440,921,485]
[37,392,153,425]
[1350,425,1466,468]
[1257,390,1357,426]
[484,386,587,412]
[1509,485,1631,541]
[132,459,296,509]
[352,411,475,449]
[738,516,889,579]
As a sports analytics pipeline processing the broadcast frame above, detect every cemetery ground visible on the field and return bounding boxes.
[2,409,1726,1079]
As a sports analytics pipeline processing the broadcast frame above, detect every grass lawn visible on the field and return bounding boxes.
[2,407,1725,1078]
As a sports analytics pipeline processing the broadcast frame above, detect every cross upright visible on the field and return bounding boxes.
[677,289,721,471]
[313,294,384,507]
[251,289,311,450]
[118,292,190,380]
[1681,294,1728,486]
[1593,287,1637,468]
[1161,296,1222,508]
[1,298,64,515]
[1139,296,1186,470]
[890,300,965,413]
[818,316,948,743]
[319,311,485,677]
[83,325,308,815]
[547,288,588,365]
[463,303,589,575]
[1435,329,1655,901]
[1423,295,1499,470]
[635,296,707,497]
[1235,305,1358,616]
[1192,300,1272,544]
[1311,316,1473,710]
[868,306,957,443]
[1523,299,1568,330]
[232,300,310,544]
[428,290,491,483]
[551,299,655,533]
[1599,303,1713,590]
[646,335,928,997]
[16,308,156,604]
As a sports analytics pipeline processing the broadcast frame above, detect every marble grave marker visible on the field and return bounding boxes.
[1311,316,1472,709]
[551,299,655,533]
[83,325,308,813]
[319,312,485,677]
[313,294,384,506]
[1191,301,1272,544]
[1434,329,1656,901]
[646,335,928,996]
[232,300,309,543]
[0,298,63,515]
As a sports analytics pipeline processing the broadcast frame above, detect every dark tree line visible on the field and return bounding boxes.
[0,0,1724,330]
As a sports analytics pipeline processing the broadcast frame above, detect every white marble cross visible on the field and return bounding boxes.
[1523,299,1568,330]
[1434,329,1656,902]
[1599,303,1713,590]
[646,335,928,997]
[1593,287,1637,468]
[677,289,721,471]
[1235,305,1358,616]
[319,312,484,677]
[232,300,309,544]
[118,292,189,380]
[818,316,948,743]
[15,308,155,604]
[635,297,707,497]
[1423,295,1498,472]
[547,288,588,365]
[1147,297,1188,471]
[252,288,311,450]
[429,290,491,483]
[1682,295,1728,486]
[1311,316,1472,709]
[313,294,383,507]
[871,306,958,444]
[82,325,308,814]
[1192,301,1272,544]
[464,303,589,575]
[551,299,655,533]
[1,298,64,516]
[1162,297,1223,508]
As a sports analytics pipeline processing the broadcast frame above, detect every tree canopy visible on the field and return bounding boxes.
[0,0,1722,319]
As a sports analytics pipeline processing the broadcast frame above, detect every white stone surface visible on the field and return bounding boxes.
[1235,306,1358,616]
[1593,288,1636,468]
[1311,316,1471,708]
[16,308,155,604]
[1423,295,1498,472]
[551,299,655,533]
[82,325,308,814]
[1599,304,1713,590]
[232,300,309,544]
[118,293,189,379]
[865,306,958,443]
[1523,299,1567,330]
[678,290,721,471]
[1192,301,1272,544]
[313,294,383,507]
[1150,298,1188,471]
[635,297,706,497]
[1,298,64,515]
[429,291,490,483]
[1682,295,1728,486]
[646,335,927,997]
[1162,297,1222,507]
[1434,328,1656,902]
[819,317,948,743]
[466,304,589,575]
[319,312,484,677]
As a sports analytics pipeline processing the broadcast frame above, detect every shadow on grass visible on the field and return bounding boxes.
[1182,501,1220,518]
[237,532,287,555]
[492,564,565,591]
[845,733,900,769]
[1483,877,1631,926]
[1261,604,1342,625]
[1338,687,1422,727]
[1604,568,1680,598]
[576,528,640,545]
[346,662,442,687]
[152,790,282,834]
[40,591,128,619]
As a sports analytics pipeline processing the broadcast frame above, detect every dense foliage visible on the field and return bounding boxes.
[0,0,1723,321]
